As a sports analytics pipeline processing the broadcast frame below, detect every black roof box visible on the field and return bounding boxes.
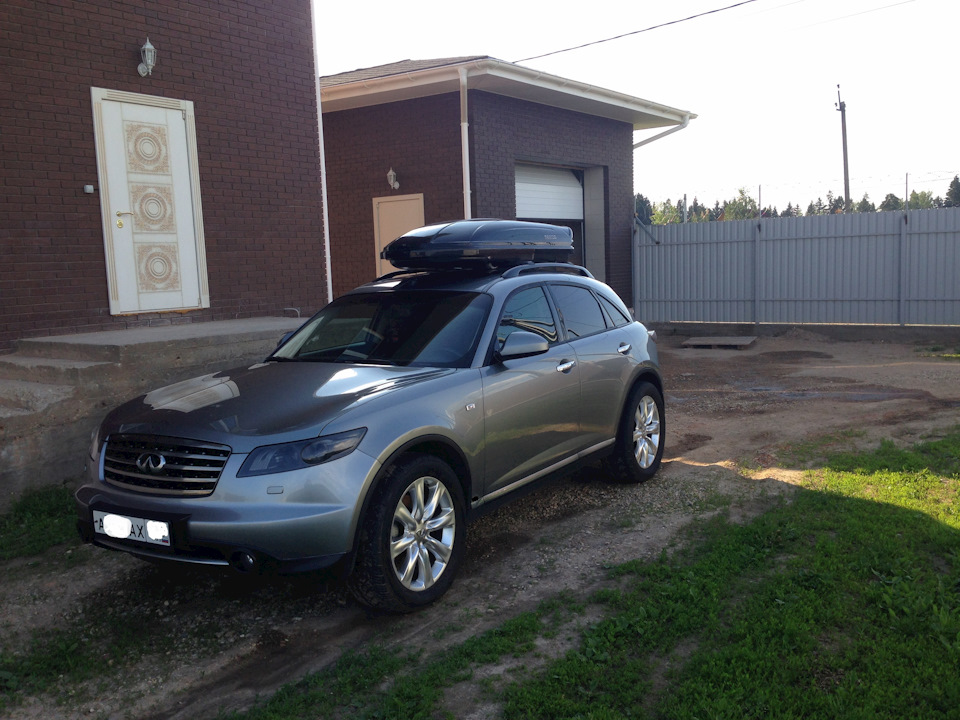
[381,219,574,270]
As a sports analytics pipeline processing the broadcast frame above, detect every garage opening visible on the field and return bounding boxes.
[515,164,585,266]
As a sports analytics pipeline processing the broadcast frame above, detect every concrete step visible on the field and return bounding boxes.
[0,378,75,414]
[15,317,302,365]
[0,354,119,386]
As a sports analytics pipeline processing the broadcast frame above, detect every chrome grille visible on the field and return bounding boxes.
[103,434,231,497]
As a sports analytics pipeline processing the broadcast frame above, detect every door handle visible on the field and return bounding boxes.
[617,343,632,355]
[115,210,134,228]
[556,360,576,373]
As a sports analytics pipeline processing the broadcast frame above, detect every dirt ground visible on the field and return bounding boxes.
[4,329,960,719]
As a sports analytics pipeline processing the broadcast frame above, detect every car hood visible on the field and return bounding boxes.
[103,361,451,449]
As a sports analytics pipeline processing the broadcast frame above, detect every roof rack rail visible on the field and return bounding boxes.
[500,263,594,279]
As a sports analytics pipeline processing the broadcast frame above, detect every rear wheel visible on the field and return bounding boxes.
[605,381,664,483]
[349,454,465,612]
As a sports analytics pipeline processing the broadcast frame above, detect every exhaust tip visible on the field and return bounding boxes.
[230,550,257,573]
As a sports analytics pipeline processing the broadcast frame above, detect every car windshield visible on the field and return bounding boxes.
[271,290,492,368]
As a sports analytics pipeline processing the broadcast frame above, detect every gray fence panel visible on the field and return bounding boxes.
[905,209,960,325]
[634,208,960,326]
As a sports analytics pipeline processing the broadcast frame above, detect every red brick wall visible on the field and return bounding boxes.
[322,94,464,297]
[468,91,635,303]
[0,0,326,352]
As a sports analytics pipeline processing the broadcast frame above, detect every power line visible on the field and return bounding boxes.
[514,0,763,63]
[799,0,915,29]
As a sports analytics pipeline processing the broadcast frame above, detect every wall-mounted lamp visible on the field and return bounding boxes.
[138,38,156,77]
[386,168,399,190]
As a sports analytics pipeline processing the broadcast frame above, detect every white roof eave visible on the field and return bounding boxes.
[320,58,695,131]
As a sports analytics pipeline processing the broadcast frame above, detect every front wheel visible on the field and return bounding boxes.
[605,381,665,483]
[349,454,465,612]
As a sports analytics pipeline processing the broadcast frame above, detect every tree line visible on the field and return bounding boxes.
[637,175,960,224]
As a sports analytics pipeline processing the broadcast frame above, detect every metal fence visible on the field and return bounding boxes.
[633,208,960,326]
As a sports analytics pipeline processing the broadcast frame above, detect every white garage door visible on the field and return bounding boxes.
[515,164,583,220]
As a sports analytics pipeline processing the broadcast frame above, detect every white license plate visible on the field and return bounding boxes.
[93,511,170,547]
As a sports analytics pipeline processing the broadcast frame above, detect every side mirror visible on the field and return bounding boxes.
[495,330,549,362]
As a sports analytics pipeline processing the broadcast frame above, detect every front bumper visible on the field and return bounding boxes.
[75,448,381,575]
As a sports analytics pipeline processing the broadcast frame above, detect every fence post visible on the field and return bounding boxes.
[898,211,908,326]
[754,220,762,325]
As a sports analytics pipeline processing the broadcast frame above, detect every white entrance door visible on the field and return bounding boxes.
[372,194,424,277]
[91,88,210,314]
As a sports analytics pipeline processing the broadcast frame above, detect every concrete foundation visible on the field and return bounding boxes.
[0,317,303,510]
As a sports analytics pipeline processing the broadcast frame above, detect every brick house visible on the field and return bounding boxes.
[0,0,327,353]
[320,57,692,305]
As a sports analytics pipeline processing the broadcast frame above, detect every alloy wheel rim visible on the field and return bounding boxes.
[390,475,456,591]
[632,395,661,469]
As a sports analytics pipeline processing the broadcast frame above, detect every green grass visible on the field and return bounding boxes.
[917,345,960,361]
[0,484,78,560]
[505,429,960,719]
[221,597,578,720]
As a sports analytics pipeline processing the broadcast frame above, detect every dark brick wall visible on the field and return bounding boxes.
[321,88,635,302]
[468,91,635,303]
[322,94,464,297]
[0,0,326,351]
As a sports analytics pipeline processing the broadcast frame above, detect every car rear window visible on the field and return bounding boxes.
[550,284,607,339]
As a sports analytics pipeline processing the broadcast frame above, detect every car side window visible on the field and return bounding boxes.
[496,286,558,348]
[549,284,607,339]
[598,293,632,327]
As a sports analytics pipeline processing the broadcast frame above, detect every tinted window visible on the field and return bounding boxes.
[550,284,606,339]
[598,293,631,327]
[273,291,492,368]
[497,286,558,347]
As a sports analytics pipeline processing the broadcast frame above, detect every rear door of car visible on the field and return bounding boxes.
[479,284,581,500]
[547,282,635,449]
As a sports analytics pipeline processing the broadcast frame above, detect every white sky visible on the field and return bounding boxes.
[313,0,959,212]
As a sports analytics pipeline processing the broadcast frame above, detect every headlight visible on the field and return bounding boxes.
[237,428,367,478]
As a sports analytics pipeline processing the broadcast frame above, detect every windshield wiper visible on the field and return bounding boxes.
[358,357,401,366]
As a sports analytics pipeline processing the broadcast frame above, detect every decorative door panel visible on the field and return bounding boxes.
[92,88,209,314]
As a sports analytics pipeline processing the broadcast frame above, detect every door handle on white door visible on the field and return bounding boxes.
[618,343,632,355]
[115,210,133,228]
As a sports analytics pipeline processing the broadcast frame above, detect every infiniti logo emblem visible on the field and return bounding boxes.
[136,452,167,474]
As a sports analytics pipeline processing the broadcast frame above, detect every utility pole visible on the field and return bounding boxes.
[836,85,851,212]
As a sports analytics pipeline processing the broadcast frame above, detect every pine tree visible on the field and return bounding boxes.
[635,194,654,224]
[946,175,960,208]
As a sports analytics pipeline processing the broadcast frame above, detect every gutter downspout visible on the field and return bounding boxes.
[632,113,691,149]
[310,4,333,305]
[459,68,472,219]
[318,93,333,305]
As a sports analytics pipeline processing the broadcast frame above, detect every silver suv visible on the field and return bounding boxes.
[75,220,664,612]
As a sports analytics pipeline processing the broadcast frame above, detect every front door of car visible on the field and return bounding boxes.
[479,285,581,500]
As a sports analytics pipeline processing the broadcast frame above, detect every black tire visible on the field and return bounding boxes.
[604,381,665,484]
[349,454,466,612]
